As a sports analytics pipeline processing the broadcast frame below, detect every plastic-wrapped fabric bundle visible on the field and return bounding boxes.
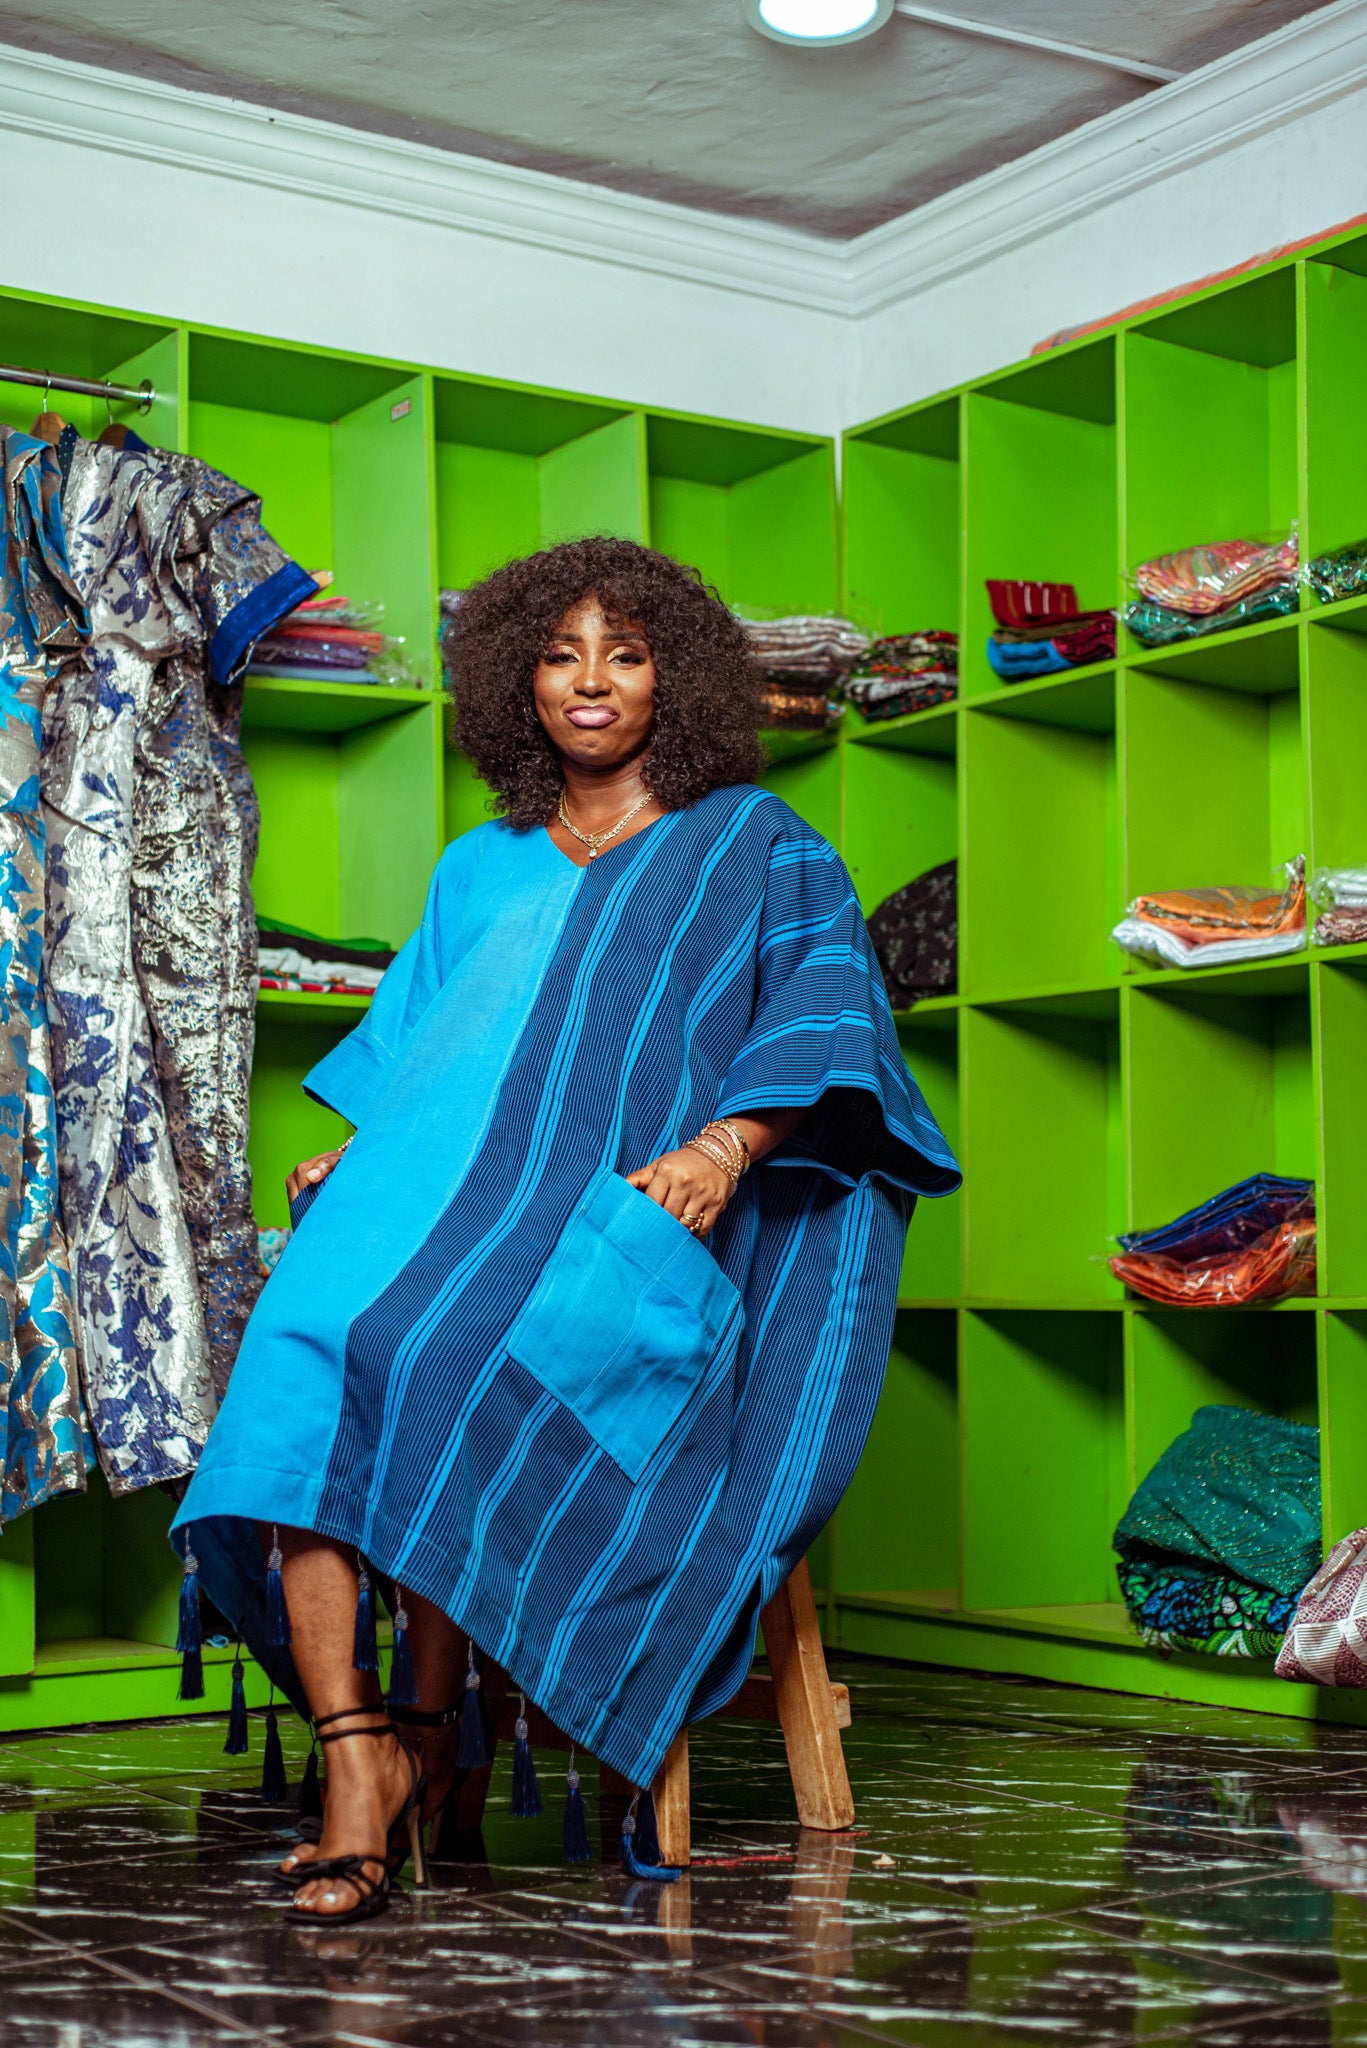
[252,576,416,687]
[845,631,957,721]
[1124,533,1300,645]
[865,860,956,1009]
[1111,857,1306,968]
[758,683,844,731]
[1109,1174,1316,1307]
[1113,1404,1321,1657]
[1308,538,1367,604]
[739,615,869,677]
[1310,865,1367,947]
[256,918,396,996]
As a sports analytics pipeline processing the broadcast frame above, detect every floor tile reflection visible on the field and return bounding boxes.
[3,1656,1367,2045]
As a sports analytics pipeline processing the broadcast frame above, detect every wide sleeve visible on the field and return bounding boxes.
[302,839,473,1129]
[163,455,317,685]
[716,830,961,1199]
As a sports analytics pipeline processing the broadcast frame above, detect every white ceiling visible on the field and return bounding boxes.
[0,0,1332,237]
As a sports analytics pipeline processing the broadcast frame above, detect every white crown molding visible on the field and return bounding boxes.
[0,1,1366,321]
[847,0,1367,315]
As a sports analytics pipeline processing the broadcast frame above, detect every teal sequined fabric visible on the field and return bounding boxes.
[1113,1404,1320,1657]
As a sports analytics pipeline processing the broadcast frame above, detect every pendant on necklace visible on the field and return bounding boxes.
[588,847,598,859]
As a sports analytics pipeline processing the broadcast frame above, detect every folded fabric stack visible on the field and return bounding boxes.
[1124,536,1299,646]
[740,615,869,730]
[1113,1403,1321,1658]
[251,571,390,686]
[985,579,1116,680]
[865,860,956,1009]
[1307,537,1367,605]
[1311,865,1367,948]
[844,632,957,721]
[257,918,396,997]
[1109,1173,1316,1308]
[1112,856,1306,969]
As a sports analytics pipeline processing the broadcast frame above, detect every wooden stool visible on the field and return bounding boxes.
[447,1559,852,1866]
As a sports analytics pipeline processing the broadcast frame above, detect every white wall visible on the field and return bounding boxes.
[6,4,1367,441]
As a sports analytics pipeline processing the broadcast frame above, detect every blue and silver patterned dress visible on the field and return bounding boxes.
[0,428,87,1521]
[176,789,959,1783]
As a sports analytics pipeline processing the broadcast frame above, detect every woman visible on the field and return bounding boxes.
[172,537,959,1925]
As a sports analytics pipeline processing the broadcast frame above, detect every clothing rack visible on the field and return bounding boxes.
[0,363,155,411]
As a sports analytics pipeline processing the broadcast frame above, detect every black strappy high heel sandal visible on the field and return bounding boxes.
[387,1702,464,1860]
[280,1712,428,1926]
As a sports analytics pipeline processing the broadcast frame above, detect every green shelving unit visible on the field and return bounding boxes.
[829,220,1367,1724]
[0,283,839,1732]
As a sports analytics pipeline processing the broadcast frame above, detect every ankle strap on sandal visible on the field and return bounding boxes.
[315,1705,389,1732]
[386,1703,457,1729]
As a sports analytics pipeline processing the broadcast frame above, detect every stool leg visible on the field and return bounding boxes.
[761,1559,854,1831]
[651,1729,691,1867]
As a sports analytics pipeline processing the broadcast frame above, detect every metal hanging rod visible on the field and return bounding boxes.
[0,363,155,413]
[891,4,1180,84]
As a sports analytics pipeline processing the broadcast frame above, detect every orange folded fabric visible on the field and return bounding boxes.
[1131,867,1306,949]
[1110,1218,1316,1307]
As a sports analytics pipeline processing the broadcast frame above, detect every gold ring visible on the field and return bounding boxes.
[682,1212,704,1231]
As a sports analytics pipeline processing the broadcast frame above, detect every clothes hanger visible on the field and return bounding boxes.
[30,373,67,447]
[97,394,130,449]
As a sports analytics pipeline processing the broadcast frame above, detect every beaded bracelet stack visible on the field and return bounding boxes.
[686,1117,751,1187]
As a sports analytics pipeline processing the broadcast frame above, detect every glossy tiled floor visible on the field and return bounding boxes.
[4,1660,1367,2046]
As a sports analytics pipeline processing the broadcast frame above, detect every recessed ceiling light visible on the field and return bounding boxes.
[743,0,894,47]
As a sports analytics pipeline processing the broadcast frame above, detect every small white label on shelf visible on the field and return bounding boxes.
[391,398,412,421]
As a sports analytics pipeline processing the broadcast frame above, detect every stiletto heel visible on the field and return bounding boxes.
[280,1713,428,1926]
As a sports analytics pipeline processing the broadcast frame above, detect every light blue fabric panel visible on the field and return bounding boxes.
[506,1171,744,1481]
[172,822,582,1536]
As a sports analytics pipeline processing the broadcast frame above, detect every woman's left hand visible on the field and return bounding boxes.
[625,1146,732,1236]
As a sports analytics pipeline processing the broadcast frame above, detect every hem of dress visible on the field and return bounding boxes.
[170,1461,674,1786]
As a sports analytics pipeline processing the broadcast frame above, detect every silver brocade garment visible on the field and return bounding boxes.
[46,437,313,1490]
[0,428,87,1522]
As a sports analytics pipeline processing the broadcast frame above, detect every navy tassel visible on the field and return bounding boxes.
[265,1526,291,1648]
[223,1654,249,1755]
[387,1593,418,1708]
[175,1540,204,1702]
[456,1640,487,1769]
[562,1752,591,1864]
[260,1705,287,1804]
[298,1743,323,1825]
[620,1794,680,1883]
[352,1560,378,1672]
[511,1695,543,1818]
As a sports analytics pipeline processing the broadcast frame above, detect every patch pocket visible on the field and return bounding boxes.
[506,1171,744,1482]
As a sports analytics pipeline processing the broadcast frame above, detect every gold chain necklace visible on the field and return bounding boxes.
[557,786,651,860]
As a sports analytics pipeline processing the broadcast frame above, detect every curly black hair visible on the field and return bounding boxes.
[445,537,763,829]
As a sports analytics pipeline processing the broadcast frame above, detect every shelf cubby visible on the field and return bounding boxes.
[0,285,184,449]
[186,332,437,686]
[248,1015,356,1232]
[842,396,960,640]
[433,376,645,590]
[843,713,956,918]
[898,1011,960,1302]
[961,697,1117,994]
[1123,976,1315,1245]
[962,995,1121,1304]
[834,1310,958,1605]
[1306,615,1367,873]
[1321,1312,1367,1548]
[1121,664,1305,908]
[645,412,836,620]
[1303,251,1367,563]
[1315,957,1367,1297]
[961,1310,1125,1609]
[1121,271,1299,619]
[962,339,1117,701]
[1129,1310,1317,1490]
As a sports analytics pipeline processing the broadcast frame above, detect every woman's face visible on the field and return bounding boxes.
[533,595,656,774]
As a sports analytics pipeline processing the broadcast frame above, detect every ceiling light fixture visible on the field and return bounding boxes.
[743,0,894,48]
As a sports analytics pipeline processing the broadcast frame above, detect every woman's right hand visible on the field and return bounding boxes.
[286,1148,348,1204]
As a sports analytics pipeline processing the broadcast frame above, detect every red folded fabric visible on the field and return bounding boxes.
[988,580,1081,630]
[1110,1218,1316,1306]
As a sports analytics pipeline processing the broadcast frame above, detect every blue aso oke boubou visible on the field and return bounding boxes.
[172,785,960,1786]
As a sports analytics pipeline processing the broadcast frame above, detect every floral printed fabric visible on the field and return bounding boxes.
[45,436,312,1492]
[0,427,88,1521]
[1117,1551,1295,1659]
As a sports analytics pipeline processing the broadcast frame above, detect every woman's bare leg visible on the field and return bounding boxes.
[399,1589,464,1823]
[275,1528,412,1918]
